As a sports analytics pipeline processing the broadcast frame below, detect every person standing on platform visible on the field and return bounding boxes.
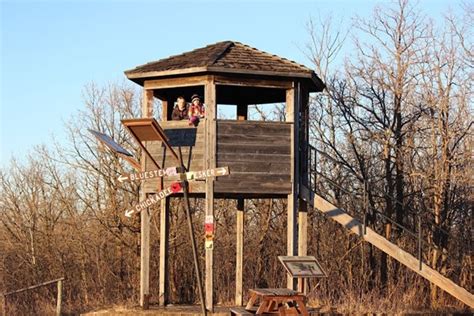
[171,96,189,121]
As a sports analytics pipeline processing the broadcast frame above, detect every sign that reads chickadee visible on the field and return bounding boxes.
[124,182,182,217]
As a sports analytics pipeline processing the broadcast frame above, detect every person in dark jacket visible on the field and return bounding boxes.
[171,96,189,120]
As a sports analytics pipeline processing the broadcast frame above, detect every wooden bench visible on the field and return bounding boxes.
[230,306,255,315]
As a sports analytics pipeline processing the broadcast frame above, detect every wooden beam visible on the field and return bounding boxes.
[297,203,308,294]
[143,89,154,118]
[235,198,245,306]
[144,75,208,90]
[286,83,299,290]
[159,197,169,306]
[56,279,62,316]
[313,194,474,308]
[140,88,153,308]
[298,84,309,294]
[205,76,216,311]
[215,75,292,89]
[161,99,168,121]
[140,192,150,308]
[237,104,248,121]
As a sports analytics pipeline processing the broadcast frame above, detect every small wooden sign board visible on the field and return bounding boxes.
[121,118,180,168]
[278,256,327,278]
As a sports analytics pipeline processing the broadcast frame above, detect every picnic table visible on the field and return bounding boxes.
[245,288,309,315]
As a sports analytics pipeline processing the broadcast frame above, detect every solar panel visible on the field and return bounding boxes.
[88,129,133,157]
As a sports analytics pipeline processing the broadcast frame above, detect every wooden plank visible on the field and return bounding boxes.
[159,198,169,306]
[3,277,66,296]
[215,75,293,89]
[229,307,253,315]
[218,143,290,155]
[217,121,291,135]
[313,194,474,308]
[216,161,290,174]
[235,198,244,306]
[217,134,290,145]
[207,66,314,80]
[205,76,216,312]
[215,175,291,194]
[159,120,207,130]
[127,66,208,80]
[218,152,291,163]
[144,75,208,90]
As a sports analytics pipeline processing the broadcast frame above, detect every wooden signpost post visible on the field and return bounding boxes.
[90,119,230,316]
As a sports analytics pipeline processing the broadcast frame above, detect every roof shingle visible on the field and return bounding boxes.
[125,41,314,77]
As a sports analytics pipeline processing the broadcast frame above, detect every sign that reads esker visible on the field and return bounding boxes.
[118,167,178,183]
[186,167,229,181]
[125,182,182,217]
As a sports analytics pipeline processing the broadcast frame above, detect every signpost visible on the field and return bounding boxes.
[90,118,230,316]
[117,166,229,183]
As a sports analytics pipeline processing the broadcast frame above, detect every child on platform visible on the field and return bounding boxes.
[188,94,205,126]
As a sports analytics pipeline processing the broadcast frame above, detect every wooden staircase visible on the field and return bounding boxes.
[312,193,474,308]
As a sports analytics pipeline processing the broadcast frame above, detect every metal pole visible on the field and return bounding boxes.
[178,148,207,316]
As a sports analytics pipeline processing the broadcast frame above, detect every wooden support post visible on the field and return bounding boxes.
[286,83,299,290]
[298,85,309,294]
[235,198,245,306]
[159,197,169,306]
[140,88,154,308]
[56,279,62,316]
[298,203,308,294]
[237,104,248,121]
[205,76,216,311]
[140,194,150,308]
[161,99,169,121]
[3,295,6,316]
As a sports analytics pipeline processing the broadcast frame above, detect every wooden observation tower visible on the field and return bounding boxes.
[124,41,325,311]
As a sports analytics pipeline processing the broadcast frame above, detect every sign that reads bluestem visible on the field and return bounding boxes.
[118,167,178,183]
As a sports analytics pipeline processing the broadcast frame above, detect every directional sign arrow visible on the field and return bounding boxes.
[185,166,230,181]
[125,182,182,217]
[118,166,229,184]
[118,175,129,183]
[118,167,178,183]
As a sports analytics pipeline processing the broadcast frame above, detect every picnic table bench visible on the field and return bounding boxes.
[230,288,309,315]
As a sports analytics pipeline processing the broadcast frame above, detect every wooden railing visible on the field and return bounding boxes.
[2,277,65,316]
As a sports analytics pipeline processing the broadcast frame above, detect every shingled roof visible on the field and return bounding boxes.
[125,41,324,91]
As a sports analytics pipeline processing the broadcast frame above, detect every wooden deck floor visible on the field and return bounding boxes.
[81,304,326,316]
[82,304,231,316]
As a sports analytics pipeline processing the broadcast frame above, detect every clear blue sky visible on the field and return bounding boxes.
[0,0,458,166]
